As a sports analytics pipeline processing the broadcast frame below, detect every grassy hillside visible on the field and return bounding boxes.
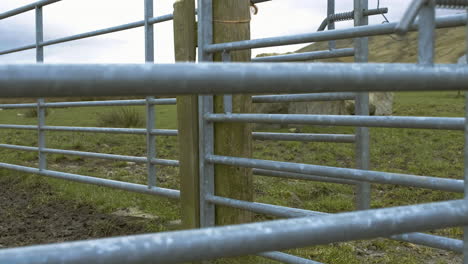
[260,26,466,63]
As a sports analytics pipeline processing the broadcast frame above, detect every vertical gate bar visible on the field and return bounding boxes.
[354,0,371,210]
[327,0,336,50]
[222,51,233,114]
[35,6,43,62]
[146,97,156,187]
[37,98,47,170]
[145,0,157,187]
[464,8,468,264]
[418,0,435,65]
[198,0,215,228]
[145,0,155,63]
[36,5,46,171]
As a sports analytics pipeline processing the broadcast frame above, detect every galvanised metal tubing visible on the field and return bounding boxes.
[395,0,428,35]
[43,98,176,108]
[419,0,436,65]
[0,144,37,152]
[210,191,463,253]
[40,14,173,48]
[207,155,463,193]
[252,93,356,103]
[144,0,155,63]
[1,199,468,264]
[4,63,468,97]
[252,132,355,143]
[41,148,179,167]
[45,126,178,136]
[37,98,47,170]
[35,6,44,62]
[0,99,176,108]
[0,162,180,200]
[144,0,156,186]
[210,191,462,252]
[0,0,61,20]
[327,0,336,50]
[206,114,465,131]
[253,168,358,185]
[0,143,180,167]
[0,124,178,136]
[0,103,38,109]
[197,0,215,228]
[0,124,37,130]
[0,14,174,56]
[144,0,156,189]
[465,10,468,263]
[354,0,371,210]
[251,48,354,62]
[222,51,233,113]
[146,97,157,187]
[257,251,323,264]
[204,13,468,53]
[206,195,326,218]
[0,44,36,56]
[392,232,463,253]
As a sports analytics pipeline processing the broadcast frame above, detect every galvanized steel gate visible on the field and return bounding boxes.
[0,0,468,263]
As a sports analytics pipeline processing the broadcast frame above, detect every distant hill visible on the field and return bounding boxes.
[258,26,466,63]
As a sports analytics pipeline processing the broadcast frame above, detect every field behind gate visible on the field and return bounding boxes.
[0,91,465,264]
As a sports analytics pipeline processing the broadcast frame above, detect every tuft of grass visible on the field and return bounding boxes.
[97,107,144,128]
[23,107,49,118]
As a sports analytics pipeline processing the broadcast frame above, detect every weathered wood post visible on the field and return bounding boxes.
[173,0,199,230]
[212,0,253,226]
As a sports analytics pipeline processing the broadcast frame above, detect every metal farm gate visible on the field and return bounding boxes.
[0,0,467,263]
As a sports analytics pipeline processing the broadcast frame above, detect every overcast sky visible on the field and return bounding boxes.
[0,0,459,64]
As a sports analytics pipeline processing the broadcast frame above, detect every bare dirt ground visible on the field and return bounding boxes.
[0,176,153,249]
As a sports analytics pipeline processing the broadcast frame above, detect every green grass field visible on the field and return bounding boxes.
[0,91,465,263]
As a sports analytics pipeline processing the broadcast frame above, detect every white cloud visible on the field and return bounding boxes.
[0,0,462,63]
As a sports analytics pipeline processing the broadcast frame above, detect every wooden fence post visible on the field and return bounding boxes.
[213,0,253,226]
[173,0,199,230]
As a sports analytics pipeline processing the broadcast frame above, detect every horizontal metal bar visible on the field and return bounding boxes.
[0,162,180,199]
[1,199,467,264]
[0,0,61,20]
[211,192,461,253]
[252,48,354,62]
[0,99,176,109]
[0,103,38,109]
[206,195,325,218]
[391,232,462,253]
[44,98,176,108]
[0,125,177,136]
[2,63,468,98]
[207,155,463,193]
[252,132,355,143]
[253,168,358,185]
[0,13,174,56]
[258,252,323,264]
[252,93,356,103]
[0,124,37,130]
[205,13,467,53]
[0,44,37,56]
[45,126,178,136]
[41,14,173,48]
[0,144,179,167]
[206,114,464,130]
[0,144,37,152]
